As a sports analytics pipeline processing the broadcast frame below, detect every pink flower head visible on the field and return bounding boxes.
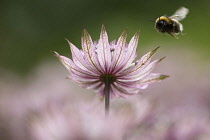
[54,25,168,99]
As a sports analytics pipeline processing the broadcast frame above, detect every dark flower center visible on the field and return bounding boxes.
[100,74,116,83]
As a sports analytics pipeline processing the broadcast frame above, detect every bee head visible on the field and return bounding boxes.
[155,16,170,31]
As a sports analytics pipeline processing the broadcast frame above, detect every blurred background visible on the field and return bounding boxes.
[0,0,210,74]
[0,0,210,140]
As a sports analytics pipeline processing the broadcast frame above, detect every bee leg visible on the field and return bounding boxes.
[169,33,179,39]
[181,32,187,35]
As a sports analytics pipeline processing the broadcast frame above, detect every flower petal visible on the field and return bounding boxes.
[54,52,100,78]
[113,30,140,73]
[80,81,103,90]
[54,51,100,78]
[97,25,112,73]
[115,79,149,90]
[140,73,169,84]
[119,47,160,76]
[81,28,103,73]
[110,29,127,71]
[66,39,101,75]
[54,51,72,71]
[118,57,165,82]
[123,30,140,66]
[82,27,93,53]
[112,82,141,96]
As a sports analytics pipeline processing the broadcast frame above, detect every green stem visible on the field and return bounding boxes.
[105,80,111,116]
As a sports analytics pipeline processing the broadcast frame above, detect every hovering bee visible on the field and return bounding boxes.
[155,7,189,38]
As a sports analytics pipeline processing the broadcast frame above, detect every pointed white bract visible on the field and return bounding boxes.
[55,25,168,98]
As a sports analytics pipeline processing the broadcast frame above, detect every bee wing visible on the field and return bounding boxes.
[170,7,189,21]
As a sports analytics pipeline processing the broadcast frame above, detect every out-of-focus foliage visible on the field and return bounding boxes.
[0,0,210,74]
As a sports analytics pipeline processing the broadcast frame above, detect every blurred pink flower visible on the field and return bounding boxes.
[54,25,168,99]
[26,96,152,140]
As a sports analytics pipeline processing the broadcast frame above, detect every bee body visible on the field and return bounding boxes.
[155,7,189,38]
[156,16,180,33]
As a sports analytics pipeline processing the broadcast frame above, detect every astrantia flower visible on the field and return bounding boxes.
[54,25,168,114]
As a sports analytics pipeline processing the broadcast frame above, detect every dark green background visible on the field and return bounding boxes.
[0,0,210,75]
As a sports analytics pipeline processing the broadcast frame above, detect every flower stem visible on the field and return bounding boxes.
[105,80,111,116]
